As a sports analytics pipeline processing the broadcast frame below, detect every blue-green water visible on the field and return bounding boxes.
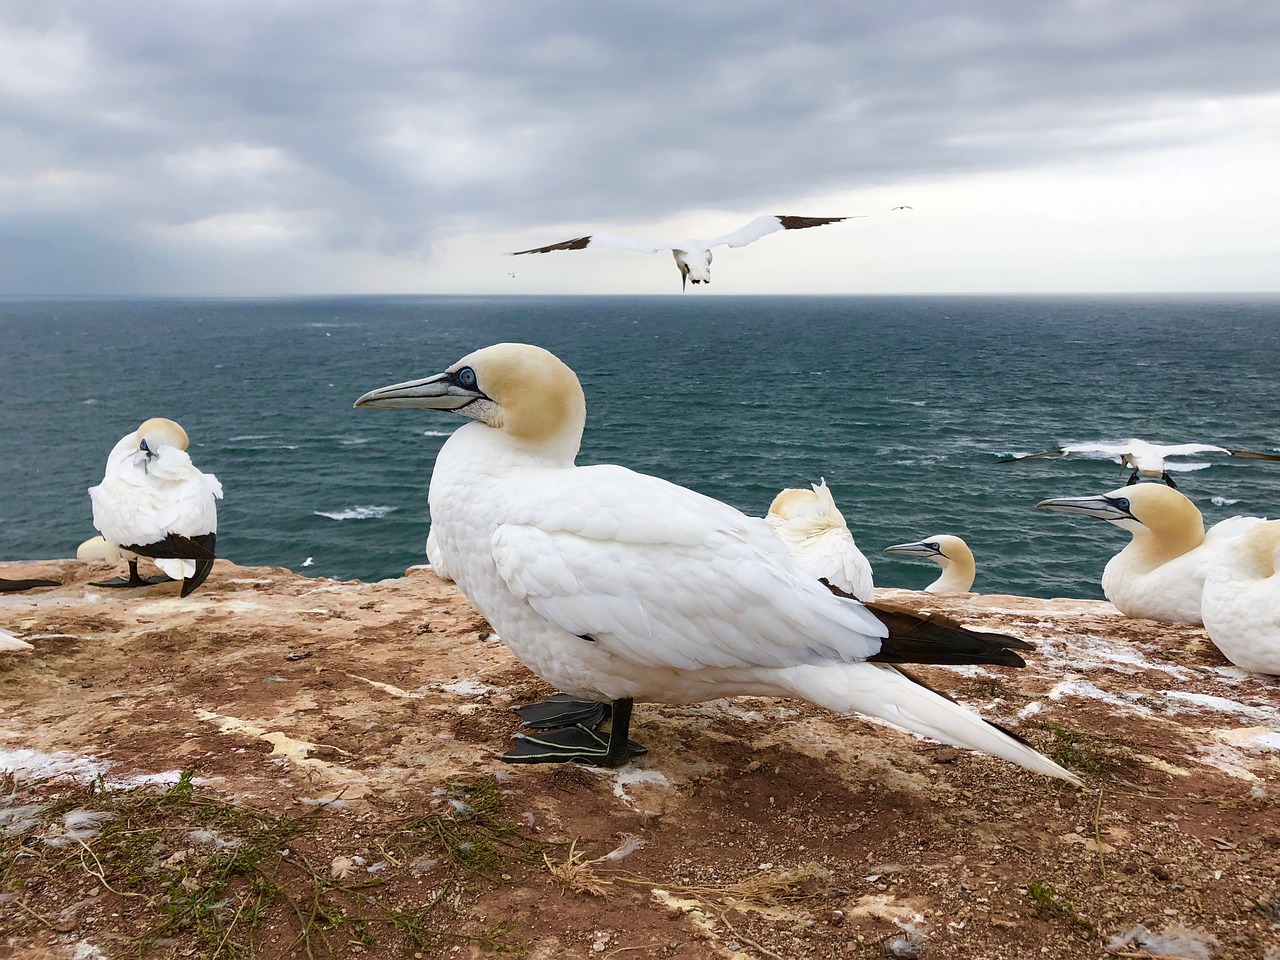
[2,294,1278,599]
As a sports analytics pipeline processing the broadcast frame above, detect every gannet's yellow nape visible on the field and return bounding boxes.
[766,479,874,602]
[1036,483,1264,625]
[884,535,976,594]
[88,417,222,597]
[1201,520,1280,675]
[357,342,1079,785]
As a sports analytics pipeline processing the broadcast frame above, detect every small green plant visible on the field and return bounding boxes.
[1025,879,1094,931]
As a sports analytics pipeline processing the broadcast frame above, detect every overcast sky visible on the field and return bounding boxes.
[3,1,1279,295]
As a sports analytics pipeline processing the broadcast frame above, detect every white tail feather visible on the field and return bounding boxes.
[1,629,34,652]
[776,661,1081,784]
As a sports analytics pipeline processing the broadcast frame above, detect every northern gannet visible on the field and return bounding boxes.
[766,479,874,601]
[0,628,33,653]
[1200,520,1280,674]
[356,343,1078,783]
[1002,438,1280,489]
[884,535,976,594]
[1036,484,1265,625]
[89,418,223,597]
[426,527,453,582]
[509,215,860,290]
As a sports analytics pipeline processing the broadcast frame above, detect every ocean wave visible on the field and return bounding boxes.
[1211,495,1241,506]
[229,434,273,442]
[422,430,454,437]
[338,437,372,446]
[885,399,927,406]
[314,505,398,521]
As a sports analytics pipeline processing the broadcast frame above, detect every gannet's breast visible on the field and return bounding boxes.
[90,435,223,550]
[1102,515,1267,625]
[1201,520,1280,674]
[428,424,888,702]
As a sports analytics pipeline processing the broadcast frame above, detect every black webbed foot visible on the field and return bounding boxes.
[501,698,643,767]
[513,695,609,730]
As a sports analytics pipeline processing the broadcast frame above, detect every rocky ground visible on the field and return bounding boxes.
[1,556,1278,960]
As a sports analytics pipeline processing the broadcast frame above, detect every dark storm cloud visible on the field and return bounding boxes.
[2,0,1278,291]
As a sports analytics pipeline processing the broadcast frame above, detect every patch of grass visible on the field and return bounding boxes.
[1032,721,1117,776]
[1025,879,1094,932]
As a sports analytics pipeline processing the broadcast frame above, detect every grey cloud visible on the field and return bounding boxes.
[2,0,1279,292]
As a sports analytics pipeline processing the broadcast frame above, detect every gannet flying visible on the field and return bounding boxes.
[509,215,861,290]
[766,479,874,601]
[0,628,33,653]
[1200,520,1280,675]
[89,418,223,597]
[1036,484,1265,625]
[1001,438,1280,489]
[356,343,1079,783]
[884,535,976,594]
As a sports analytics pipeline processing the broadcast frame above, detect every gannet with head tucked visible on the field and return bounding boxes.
[1002,438,1280,489]
[884,535,976,594]
[510,215,860,290]
[356,343,1078,784]
[766,479,874,602]
[1200,520,1280,674]
[1036,483,1265,625]
[89,418,223,597]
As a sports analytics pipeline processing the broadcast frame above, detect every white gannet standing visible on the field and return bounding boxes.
[1200,520,1280,674]
[355,343,1079,783]
[766,479,874,601]
[0,628,34,653]
[88,418,223,597]
[1036,484,1265,625]
[884,535,976,594]
[426,527,453,582]
[1001,438,1280,489]
[509,215,861,290]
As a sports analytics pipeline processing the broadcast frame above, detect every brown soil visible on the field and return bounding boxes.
[2,557,1278,959]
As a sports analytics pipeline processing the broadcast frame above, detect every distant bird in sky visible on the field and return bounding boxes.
[1000,438,1280,488]
[509,215,861,290]
[355,342,1079,783]
[766,479,874,601]
[891,205,913,211]
[89,418,223,597]
[884,535,976,594]
[507,272,516,278]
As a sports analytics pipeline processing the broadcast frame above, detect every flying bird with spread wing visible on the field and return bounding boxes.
[509,215,861,289]
[1000,438,1280,488]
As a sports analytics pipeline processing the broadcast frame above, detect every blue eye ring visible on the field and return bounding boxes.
[456,366,477,388]
[1115,497,1130,511]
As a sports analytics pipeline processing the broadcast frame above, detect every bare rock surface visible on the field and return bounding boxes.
[2,557,1278,959]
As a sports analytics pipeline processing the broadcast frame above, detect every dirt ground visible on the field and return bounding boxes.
[2,556,1278,959]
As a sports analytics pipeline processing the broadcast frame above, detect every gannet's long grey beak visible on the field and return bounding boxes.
[883,541,942,559]
[354,372,478,410]
[1035,495,1134,521]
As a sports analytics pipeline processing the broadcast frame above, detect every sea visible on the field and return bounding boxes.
[2,294,1278,601]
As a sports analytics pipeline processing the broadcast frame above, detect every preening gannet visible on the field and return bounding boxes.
[884,535,976,594]
[1002,438,1280,489]
[1200,520,1280,674]
[1,628,33,652]
[509,215,860,290]
[766,479,874,601]
[89,418,223,597]
[1036,484,1265,625]
[356,343,1079,784]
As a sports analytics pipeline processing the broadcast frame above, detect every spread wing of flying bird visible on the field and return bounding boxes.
[1000,438,1280,488]
[509,215,861,289]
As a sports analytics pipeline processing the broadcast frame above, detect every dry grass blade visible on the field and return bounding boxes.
[543,840,612,898]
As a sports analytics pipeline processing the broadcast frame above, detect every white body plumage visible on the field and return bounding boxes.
[766,479,874,601]
[1200,520,1280,674]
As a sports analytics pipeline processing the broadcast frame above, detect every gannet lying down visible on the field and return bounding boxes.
[1201,520,1280,674]
[1036,484,1265,625]
[766,479,874,601]
[89,418,223,597]
[0,628,34,652]
[510,215,860,290]
[884,535,976,594]
[356,343,1079,784]
[1002,438,1280,489]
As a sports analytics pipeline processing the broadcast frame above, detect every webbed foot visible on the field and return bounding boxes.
[513,695,609,730]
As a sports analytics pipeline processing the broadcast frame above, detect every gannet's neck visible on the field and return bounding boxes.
[1122,513,1205,571]
[926,557,975,594]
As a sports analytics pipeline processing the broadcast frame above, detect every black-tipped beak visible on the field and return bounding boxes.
[354,372,479,410]
[1035,495,1134,521]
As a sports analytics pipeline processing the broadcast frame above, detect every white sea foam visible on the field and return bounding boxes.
[314,505,397,521]
[228,434,273,442]
[422,430,454,437]
[1211,495,1241,506]
[1165,461,1211,473]
[338,437,372,446]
